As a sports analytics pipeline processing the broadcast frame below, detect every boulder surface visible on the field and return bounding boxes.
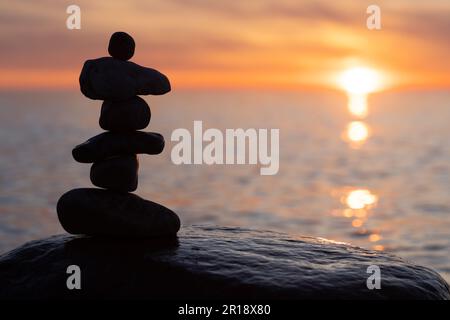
[0,226,448,300]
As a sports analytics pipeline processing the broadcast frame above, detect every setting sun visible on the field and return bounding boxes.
[339,67,382,94]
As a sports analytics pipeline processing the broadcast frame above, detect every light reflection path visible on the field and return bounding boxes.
[345,121,369,147]
[336,91,384,250]
[341,188,383,250]
[342,93,371,147]
[348,93,368,118]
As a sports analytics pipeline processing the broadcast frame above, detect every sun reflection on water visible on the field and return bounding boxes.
[344,121,370,146]
[342,91,371,147]
[346,189,378,209]
[334,188,384,251]
[347,93,368,118]
[369,234,382,242]
[335,67,387,251]
[340,68,376,147]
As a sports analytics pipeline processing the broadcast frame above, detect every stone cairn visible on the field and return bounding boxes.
[57,32,180,237]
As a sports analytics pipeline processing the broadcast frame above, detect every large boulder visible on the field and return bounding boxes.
[0,226,448,300]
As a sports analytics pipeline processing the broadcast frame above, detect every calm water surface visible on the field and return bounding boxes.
[0,90,449,282]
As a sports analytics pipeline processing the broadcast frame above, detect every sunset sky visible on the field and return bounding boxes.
[1,0,449,91]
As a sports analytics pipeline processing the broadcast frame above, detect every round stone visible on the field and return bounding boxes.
[108,31,135,61]
[100,96,151,132]
[90,155,138,192]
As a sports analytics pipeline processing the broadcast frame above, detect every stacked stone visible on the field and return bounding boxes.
[57,32,180,238]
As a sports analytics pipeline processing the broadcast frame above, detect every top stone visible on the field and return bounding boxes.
[108,32,135,61]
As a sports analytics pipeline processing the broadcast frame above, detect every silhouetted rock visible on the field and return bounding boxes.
[56,188,180,237]
[108,31,135,61]
[72,131,164,163]
[100,96,151,132]
[79,57,170,100]
[90,155,139,192]
[0,226,448,300]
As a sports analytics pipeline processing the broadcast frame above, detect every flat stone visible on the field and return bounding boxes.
[79,57,171,101]
[90,155,138,192]
[72,131,164,163]
[0,226,448,299]
[100,96,151,132]
[108,31,135,61]
[56,188,180,237]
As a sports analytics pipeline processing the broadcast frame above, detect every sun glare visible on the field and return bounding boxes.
[339,67,381,94]
[348,93,368,118]
[346,121,369,143]
[346,189,378,210]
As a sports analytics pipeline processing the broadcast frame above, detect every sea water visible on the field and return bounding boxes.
[0,89,449,282]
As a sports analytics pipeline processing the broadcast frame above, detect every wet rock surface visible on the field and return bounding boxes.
[0,226,448,300]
